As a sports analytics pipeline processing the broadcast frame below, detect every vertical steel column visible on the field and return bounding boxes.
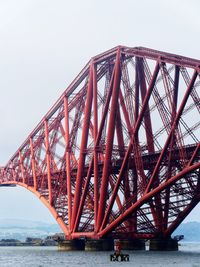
[163,65,180,229]
[71,62,94,228]
[97,50,121,230]
[19,151,25,184]
[64,96,72,232]
[172,66,180,116]
[30,137,37,190]
[137,58,163,230]
[44,119,52,204]
[93,63,99,230]
[11,162,16,182]
[131,60,140,232]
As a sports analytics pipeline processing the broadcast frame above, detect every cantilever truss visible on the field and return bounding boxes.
[0,46,200,240]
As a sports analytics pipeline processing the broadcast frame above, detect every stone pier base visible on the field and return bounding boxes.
[119,239,146,250]
[85,239,114,251]
[58,239,85,251]
[149,238,178,251]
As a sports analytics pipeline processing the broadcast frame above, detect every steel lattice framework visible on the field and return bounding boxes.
[0,46,200,240]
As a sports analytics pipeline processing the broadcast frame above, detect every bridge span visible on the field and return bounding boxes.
[0,46,199,250]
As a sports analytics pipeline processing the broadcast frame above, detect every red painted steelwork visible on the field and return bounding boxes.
[0,46,200,240]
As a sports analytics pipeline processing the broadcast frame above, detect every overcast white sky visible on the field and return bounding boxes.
[0,0,199,224]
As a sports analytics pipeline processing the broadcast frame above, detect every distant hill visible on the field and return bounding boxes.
[173,222,200,242]
[0,218,61,241]
[0,219,199,242]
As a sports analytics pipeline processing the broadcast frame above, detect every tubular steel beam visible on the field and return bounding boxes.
[19,151,25,184]
[97,49,121,231]
[30,138,37,190]
[64,96,72,232]
[71,62,94,228]
[92,63,99,229]
[44,119,52,205]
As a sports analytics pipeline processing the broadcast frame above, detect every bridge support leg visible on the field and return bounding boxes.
[85,239,114,251]
[119,239,145,250]
[149,237,178,251]
[58,239,85,251]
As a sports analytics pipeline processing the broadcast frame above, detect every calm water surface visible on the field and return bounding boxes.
[0,243,200,267]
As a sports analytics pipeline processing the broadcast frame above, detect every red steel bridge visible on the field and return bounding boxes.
[0,46,199,241]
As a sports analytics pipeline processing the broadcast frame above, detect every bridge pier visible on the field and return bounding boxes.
[119,239,146,250]
[85,239,114,251]
[58,239,85,251]
[149,237,178,251]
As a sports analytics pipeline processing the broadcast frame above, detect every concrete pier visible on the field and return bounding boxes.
[149,238,178,251]
[85,239,114,251]
[119,239,145,250]
[58,239,85,251]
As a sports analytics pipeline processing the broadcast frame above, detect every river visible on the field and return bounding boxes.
[0,243,200,267]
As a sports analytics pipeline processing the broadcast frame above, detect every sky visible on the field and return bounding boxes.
[0,0,199,224]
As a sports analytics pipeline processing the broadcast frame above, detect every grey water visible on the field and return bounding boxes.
[0,243,200,267]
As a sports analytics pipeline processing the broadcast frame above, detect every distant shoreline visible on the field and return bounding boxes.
[0,242,56,246]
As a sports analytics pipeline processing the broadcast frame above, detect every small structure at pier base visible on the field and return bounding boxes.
[110,253,130,262]
[110,240,129,262]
